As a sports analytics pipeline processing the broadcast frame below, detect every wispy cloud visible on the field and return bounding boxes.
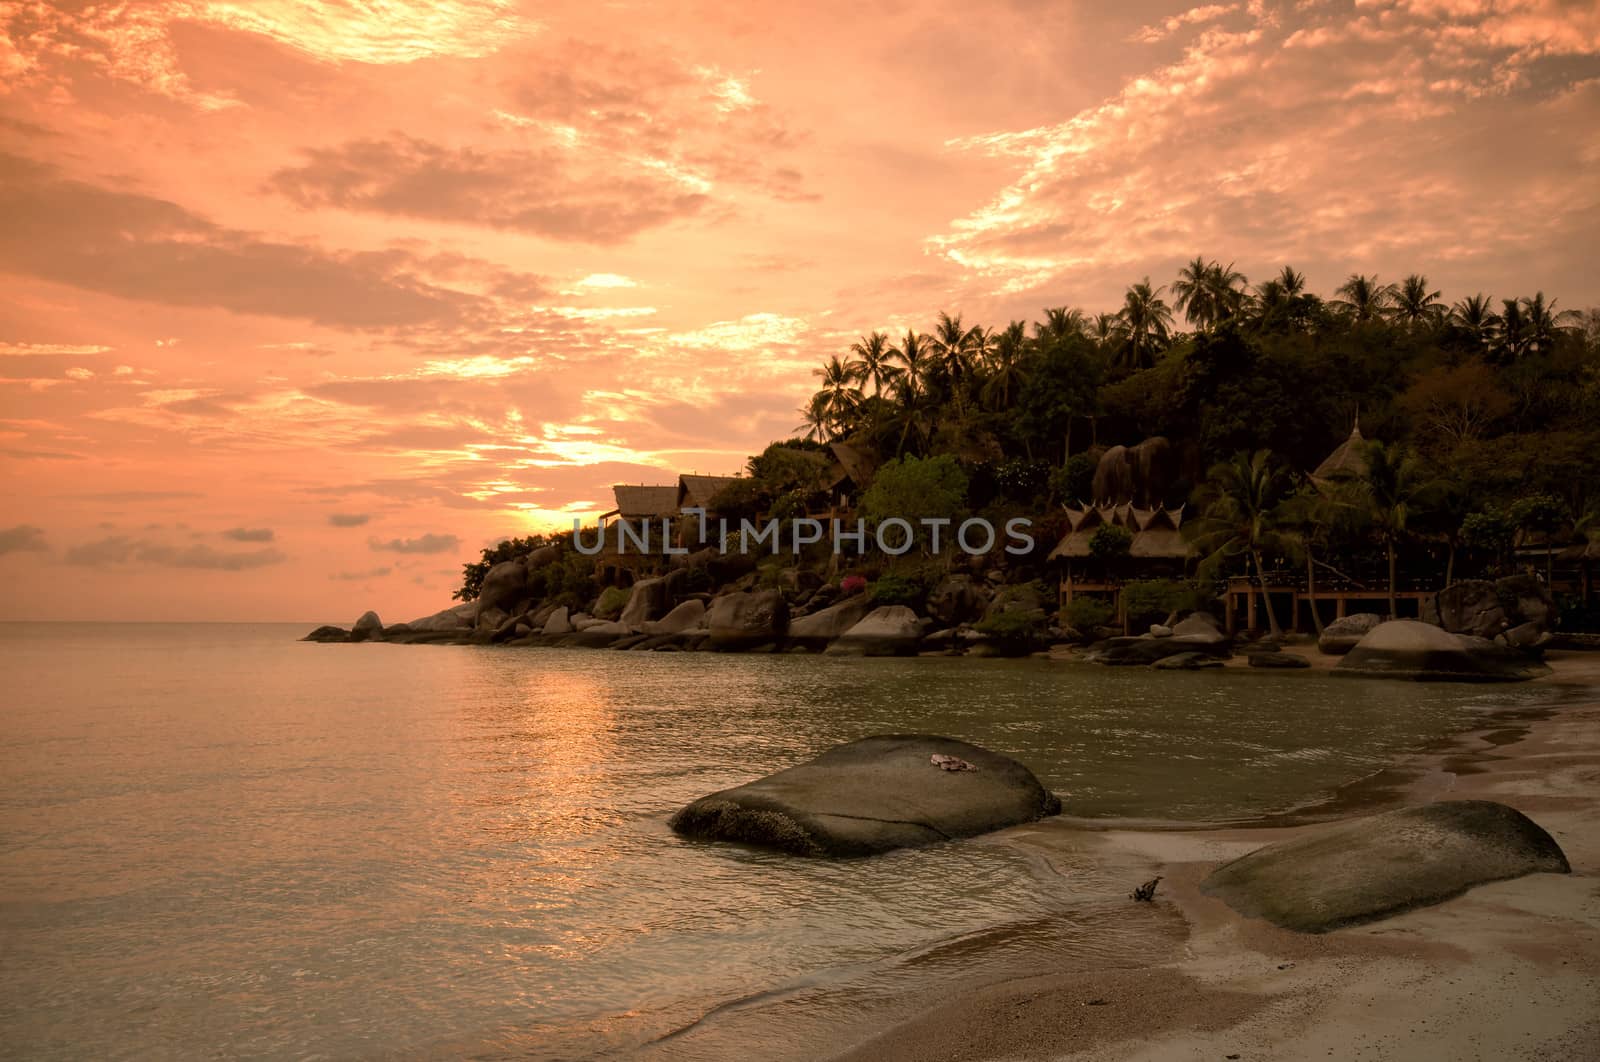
[368,533,462,554]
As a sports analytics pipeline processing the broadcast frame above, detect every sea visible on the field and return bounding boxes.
[0,622,1563,1060]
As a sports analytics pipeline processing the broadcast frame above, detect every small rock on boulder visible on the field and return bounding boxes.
[669,734,1062,856]
[1317,612,1382,655]
[707,589,788,651]
[1201,800,1570,932]
[1335,620,1549,682]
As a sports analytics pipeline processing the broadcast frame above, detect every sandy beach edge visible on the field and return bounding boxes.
[826,652,1600,1062]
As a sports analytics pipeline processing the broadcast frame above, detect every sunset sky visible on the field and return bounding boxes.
[2,0,1597,622]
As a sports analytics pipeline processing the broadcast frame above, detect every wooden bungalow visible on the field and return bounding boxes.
[1050,504,1193,623]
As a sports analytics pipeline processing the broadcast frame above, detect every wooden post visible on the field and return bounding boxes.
[1335,594,1347,620]
[1225,589,1236,635]
[1289,591,1301,633]
[1246,584,1257,632]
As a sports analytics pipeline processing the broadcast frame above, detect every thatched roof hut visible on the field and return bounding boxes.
[605,484,679,521]
[677,474,747,512]
[1048,503,1191,561]
[1311,420,1369,488]
[829,440,880,492]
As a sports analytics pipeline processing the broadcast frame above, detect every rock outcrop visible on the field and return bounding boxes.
[927,575,985,626]
[1424,575,1557,640]
[407,602,476,632]
[825,606,926,656]
[1317,612,1382,655]
[1334,620,1549,682]
[1201,800,1570,932]
[642,599,706,636]
[786,594,872,650]
[349,610,383,642]
[669,734,1062,856]
[707,589,788,651]
[475,560,529,620]
[542,606,573,636]
[619,574,675,630]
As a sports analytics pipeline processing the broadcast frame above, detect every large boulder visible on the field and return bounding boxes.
[1152,651,1222,670]
[542,606,573,636]
[669,734,1062,857]
[643,599,706,636]
[1169,611,1227,645]
[826,606,926,656]
[1425,575,1557,639]
[1088,632,1230,665]
[619,575,674,630]
[349,610,384,643]
[1334,620,1549,682]
[1248,651,1310,669]
[475,560,529,620]
[525,544,561,571]
[302,624,350,643]
[787,594,873,650]
[1317,612,1382,655]
[1495,573,1556,632]
[407,602,476,632]
[1201,800,1570,933]
[707,589,788,651]
[927,575,984,626]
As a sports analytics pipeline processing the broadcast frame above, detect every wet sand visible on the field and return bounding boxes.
[830,653,1600,1062]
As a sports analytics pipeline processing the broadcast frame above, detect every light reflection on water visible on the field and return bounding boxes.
[0,623,1560,1060]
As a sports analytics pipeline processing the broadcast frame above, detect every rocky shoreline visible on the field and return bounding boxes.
[306,549,1570,682]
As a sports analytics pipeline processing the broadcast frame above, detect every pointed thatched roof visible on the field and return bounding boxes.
[829,440,880,490]
[1048,504,1191,561]
[1312,421,1369,486]
[609,484,679,520]
[677,474,746,511]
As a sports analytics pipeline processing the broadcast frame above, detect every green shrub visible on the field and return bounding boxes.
[868,573,927,609]
[1064,597,1114,630]
[1121,579,1197,628]
[974,609,1047,650]
[594,586,631,620]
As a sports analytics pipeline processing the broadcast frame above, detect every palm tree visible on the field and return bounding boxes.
[1276,266,1307,297]
[796,391,830,442]
[1334,274,1396,324]
[1117,278,1174,370]
[1279,481,1363,636]
[1173,258,1247,332]
[1497,297,1529,361]
[982,320,1030,410]
[1035,306,1088,340]
[1450,294,1500,352]
[1174,256,1216,332]
[1089,312,1128,352]
[928,311,987,419]
[1187,450,1294,636]
[1394,274,1443,328]
[890,329,933,394]
[1520,292,1570,357]
[847,330,900,398]
[1360,441,1433,619]
[810,355,862,439]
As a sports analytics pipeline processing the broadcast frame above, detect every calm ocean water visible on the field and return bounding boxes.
[0,622,1559,1059]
